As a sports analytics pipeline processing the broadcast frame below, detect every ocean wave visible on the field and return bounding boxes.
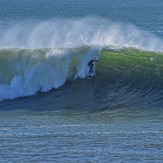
[0,46,163,103]
[1,17,163,103]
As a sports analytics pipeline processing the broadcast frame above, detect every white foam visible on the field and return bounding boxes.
[0,47,99,101]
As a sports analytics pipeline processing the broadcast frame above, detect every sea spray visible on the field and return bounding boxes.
[0,18,163,51]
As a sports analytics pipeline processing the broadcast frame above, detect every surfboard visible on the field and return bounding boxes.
[88,67,94,79]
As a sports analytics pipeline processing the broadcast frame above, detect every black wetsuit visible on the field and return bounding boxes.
[88,59,98,73]
[87,59,94,68]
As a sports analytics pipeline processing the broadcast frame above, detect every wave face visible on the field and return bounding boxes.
[0,18,163,108]
[96,48,163,110]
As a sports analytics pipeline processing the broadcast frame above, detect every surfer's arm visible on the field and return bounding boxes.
[88,59,99,66]
[94,60,99,62]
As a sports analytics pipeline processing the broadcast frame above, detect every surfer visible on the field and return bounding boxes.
[87,59,99,72]
[88,59,98,68]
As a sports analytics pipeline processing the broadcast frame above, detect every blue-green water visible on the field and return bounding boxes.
[0,0,163,162]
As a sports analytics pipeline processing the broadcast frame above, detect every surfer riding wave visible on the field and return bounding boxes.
[87,59,99,72]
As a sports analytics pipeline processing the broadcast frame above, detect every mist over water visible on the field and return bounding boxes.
[0,17,163,51]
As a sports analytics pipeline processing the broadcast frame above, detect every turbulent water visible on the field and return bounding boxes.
[1,0,163,162]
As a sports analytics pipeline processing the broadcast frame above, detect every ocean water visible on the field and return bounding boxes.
[0,0,163,162]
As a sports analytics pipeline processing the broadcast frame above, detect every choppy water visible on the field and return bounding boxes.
[0,110,163,162]
[0,0,163,162]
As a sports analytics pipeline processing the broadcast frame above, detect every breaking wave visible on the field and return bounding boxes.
[0,18,163,103]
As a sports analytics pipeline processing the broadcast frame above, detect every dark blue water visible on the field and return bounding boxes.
[0,0,163,162]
